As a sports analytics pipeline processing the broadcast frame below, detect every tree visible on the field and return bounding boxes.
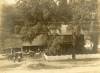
[70,0,97,59]
[16,0,73,50]
[15,0,97,59]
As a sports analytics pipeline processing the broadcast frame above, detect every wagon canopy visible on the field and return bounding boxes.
[23,34,47,47]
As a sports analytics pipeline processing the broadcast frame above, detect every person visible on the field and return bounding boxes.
[42,51,48,61]
[13,52,17,63]
[29,50,35,57]
[17,51,23,62]
[13,51,22,62]
[7,53,13,61]
[43,53,48,60]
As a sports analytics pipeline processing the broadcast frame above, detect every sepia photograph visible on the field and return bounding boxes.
[0,0,100,73]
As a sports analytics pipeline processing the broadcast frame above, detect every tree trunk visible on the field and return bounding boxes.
[72,52,76,60]
[72,25,78,60]
[72,32,76,60]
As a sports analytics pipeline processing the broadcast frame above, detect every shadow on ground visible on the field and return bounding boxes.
[0,57,6,60]
[0,64,21,70]
[26,58,100,70]
[27,63,66,70]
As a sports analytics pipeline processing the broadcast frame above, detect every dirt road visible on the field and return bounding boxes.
[0,54,100,73]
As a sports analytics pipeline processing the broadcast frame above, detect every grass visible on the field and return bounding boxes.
[45,58,100,64]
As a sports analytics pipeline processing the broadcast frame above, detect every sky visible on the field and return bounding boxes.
[0,0,17,5]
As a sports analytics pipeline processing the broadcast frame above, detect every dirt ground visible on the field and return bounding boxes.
[0,54,100,73]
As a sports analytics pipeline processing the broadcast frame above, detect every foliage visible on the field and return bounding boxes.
[15,0,97,55]
[2,0,97,56]
[71,0,97,30]
[16,0,73,43]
